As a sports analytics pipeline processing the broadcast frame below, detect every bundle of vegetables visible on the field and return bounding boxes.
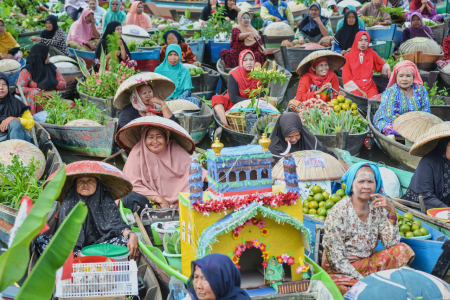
[294,98,334,120]
[301,106,368,135]
[140,24,188,47]
[189,67,205,77]
[360,16,383,27]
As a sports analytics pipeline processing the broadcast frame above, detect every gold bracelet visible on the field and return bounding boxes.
[161,104,168,110]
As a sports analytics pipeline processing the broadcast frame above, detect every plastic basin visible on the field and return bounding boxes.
[74,255,116,264]
[163,251,182,272]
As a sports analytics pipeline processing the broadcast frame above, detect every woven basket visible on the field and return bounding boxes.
[393,111,442,143]
[226,100,280,133]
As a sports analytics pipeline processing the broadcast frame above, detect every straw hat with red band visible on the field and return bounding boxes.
[296,49,346,76]
[115,116,195,154]
[114,72,175,110]
[44,161,133,202]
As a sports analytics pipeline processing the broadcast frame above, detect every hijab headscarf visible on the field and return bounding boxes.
[387,60,423,88]
[56,178,131,252]
[91,0,107,25]
[224,0,238,21]
[362,0,390,22]
[229,50,260,98]
[408,12,434,40]
[304,58,335,88]
[154,44,193,99]
[0,19,19,55]
[410,0,434,15]
[24,44,58,91]
[186,253,251,300]
[334,10,360,52]
[130,85,158,115]
[67,9,95,45]
[0,73,30,123]
[123,126,192,208]
[234,11,259,47]
[298,3,329,38]
[103,0,126,33]
[163,30,185,44]
[341,162,385,195]
[126,2,152,29]
[40,15,59,40]
[268,112,337,164]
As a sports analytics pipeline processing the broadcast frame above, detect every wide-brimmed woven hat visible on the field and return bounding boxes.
[410,122,450,156]
[166,99,201,111]
[393,111,443,143]
[114,72,175,110]
[272,150,345,181]
[44,161,133,201]
[115,116,195,154]
[296,50,346,76]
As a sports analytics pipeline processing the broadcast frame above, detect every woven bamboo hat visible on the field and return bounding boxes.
[272,150,346,181]
[0,140,46,181]
[114,72,175,110]
[166,99,201,111]
[393,111,443,143]
[115,116,195,154]
[410,122,450,156]
[43,160,133,201]
[296,50,346,76]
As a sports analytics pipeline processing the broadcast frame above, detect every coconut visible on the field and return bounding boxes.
[288,1,306,12]
[263,22,295,36]
[0,59,21,72]
[399,37,442,55]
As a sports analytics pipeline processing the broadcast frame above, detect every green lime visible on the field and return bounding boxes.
[318,215,326,221]
[314,214,320,219]
[325,200,335,209]
[314,193,325,202]
[403,213,414,222]
[307,195,314,202]
[309,201,319,209]
[311,185,322,194]
[399,231,405,237]
[336,189,346,198]
[319,201,325,208]
[345,99,352,105]
[309,208,317,215]
[341,183,346,191]
[411,224,420,231]
[413,220,422,228]
[405,231,415,238]
[327,208,332,215]
[330,194,341,203]
[303,207,309,214]
[318,207,327,216]
[303,200,310,208]
[420,227,429,235]
[322,191,329,200]
[413,229,422,237]
[400,224,411,232]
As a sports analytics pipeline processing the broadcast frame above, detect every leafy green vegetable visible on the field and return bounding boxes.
[424,81,449,105]
[200,4,233,41]
[360,16,383,27]
[185,8,191,19]
[127,40,137,52]
[380,7,404,17]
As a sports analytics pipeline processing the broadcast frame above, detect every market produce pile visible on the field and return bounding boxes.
[189,67,205,77]
[302,185,347,221]
[398,212,429,237]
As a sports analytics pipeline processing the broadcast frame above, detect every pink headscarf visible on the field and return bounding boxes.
[387,60,423,88]
[122,126,191,208]
[67,9,95,45]
[126,2,152,29]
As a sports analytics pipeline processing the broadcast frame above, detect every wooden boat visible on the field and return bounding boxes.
[214,113,255,146]
[273,46,332,73]
[58,60,84,99]
[17,30,43,51]
[438,67,450,86]
[314,128,369,156]
[4,59,25,86]
[393,51,443,72]
[137,40,206,63]
[329,15,344,33]
[143,0,206,21]
[261,34,295,55]
[190,66,220,100]
[0,122,62,244]
[204,41,230,65]
[68,48,161,72]
[430,22,446,45]
[174,99,213,144]
[77,82,119,118]
[216,58,234,86]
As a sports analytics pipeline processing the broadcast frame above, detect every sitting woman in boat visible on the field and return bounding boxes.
[220,11,266,68]
[406,0,442,23]
[401,12,436,44]
[296,3,332,45]
[342,31,391,98]
[402,137,450,210]
[322,162,415,295]
[126,2,152,29]
[102,0,127,33]
[261,0,295,29]
[373,60,430,135]
[89,0,106,28]
[185,253,251,300]
[290,50,346,105]
[155,44,200,107]
[359,0,391,26]
[16,44,67,115]
[159,30,199,65]
[200,0,220,21]
[93,21,137,72]
[0,18,21,61]
[335,4,365,33]
[223,0,240,21]
[65,0,89,21]
[35,162,139,260]
[437,30,450,68]
[268,112,338,165]
[30,15,72,58]
[212,50,263,128]
[334,9,364,55]
[0,73,33,142]
[67,9,101,51]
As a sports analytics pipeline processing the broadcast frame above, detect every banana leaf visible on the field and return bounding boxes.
[0,166,66,292]
[16,201,88,300]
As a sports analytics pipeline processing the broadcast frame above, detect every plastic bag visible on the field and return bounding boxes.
[179,15,193,27]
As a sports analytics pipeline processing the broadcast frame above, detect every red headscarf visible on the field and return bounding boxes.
[343,31,380,89]
[229,50,260,98]
[304,58,335,88]
[409,0,434,15]
[387,60,423,88]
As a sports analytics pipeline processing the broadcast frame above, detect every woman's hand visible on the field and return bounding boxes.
[0,116,17,132]
[154,196,171,209]
[150,97,165,106]
[298,36,305,45]
[85,42,96,50]
[127,232,140,260]
[340,50,348,56]
[316,82,332,94]
[273,16,281,22]
[386,69,392,78]
[338,90,346,97]
[30,36,41,42]
[357,88,367,98]
[312,16,323,25]
[371,194,396,215]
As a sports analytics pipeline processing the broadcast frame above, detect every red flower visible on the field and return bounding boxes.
[236,264,241,269]
[262,261,268,268]
[261,228,268,236]
[259,243,267,252]
[277,256,283,264]
[252,218,259,225]
[246,241,253,249]
[287,257,295,266]
[232,256,240,264]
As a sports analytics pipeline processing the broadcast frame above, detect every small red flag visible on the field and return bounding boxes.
[61,250,75,281]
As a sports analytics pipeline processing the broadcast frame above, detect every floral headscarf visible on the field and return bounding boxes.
[130,85,158,115]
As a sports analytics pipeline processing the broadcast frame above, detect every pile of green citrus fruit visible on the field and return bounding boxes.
[330,95,359,116]
[302,185,347,221]
[398,212,429,237]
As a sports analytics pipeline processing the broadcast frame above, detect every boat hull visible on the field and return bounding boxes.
[213,114,255,146]
[273,46,331,73]
[393,51,443,72]
[175,100,213,144]
[190,66,220,100]
[315,128,369,157]
[137,40,205,63]
[77,82,118,118]
[17,31,43,51]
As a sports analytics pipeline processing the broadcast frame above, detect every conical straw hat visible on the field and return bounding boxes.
[166,99,200,111]
[296,50,346,76]
[410,122,450,156]
[0,139,46,181]
[272,150,345,181]
[115,115,195,154]
[43,160,133,201]
[114,72,175,110]
[393,111,443,143]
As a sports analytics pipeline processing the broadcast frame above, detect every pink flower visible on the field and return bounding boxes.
[121,74,125,79]
[296,265,303,274]
[96,80,102,85]
[244,219,252,226]
[287,257,295,266]
[235,250,242,257]
[257,221,266,229]
[253,240,261,248]
[281,254,289,263]
[104,87,107,90]
[237,244,246,252]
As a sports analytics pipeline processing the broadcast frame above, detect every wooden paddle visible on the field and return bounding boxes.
[102,149,125,162]
[254,37,269,60]
[133,206,153,247]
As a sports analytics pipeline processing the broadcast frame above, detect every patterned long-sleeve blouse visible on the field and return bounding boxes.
[39,28,71,56]
[322,197,400,280]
